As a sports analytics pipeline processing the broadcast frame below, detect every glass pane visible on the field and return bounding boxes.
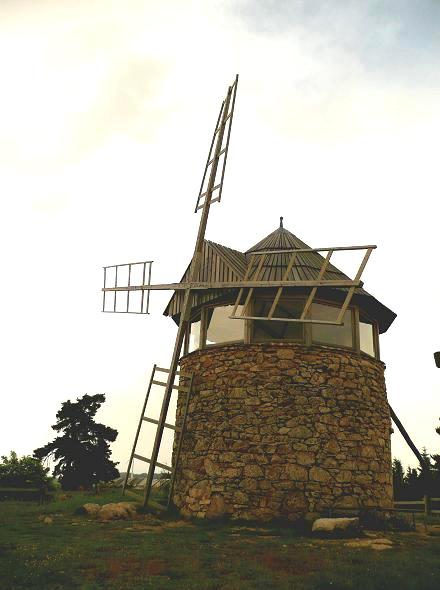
[360,321,375,356]
[311,303,353,348]
[206,306,244,345]
[189,320,201,352]
[253,299,304,342]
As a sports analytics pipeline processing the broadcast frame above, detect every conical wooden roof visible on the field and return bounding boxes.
[164,223,396,333]
[246,224,350,283]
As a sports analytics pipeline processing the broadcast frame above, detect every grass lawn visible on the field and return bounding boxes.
[1,489,439,589]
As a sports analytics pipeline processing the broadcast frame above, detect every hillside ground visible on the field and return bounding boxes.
[0,489,439,589]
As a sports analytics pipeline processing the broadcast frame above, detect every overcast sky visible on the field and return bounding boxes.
[1,0,439,474]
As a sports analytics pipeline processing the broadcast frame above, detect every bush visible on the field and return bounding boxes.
[359,509,414,532]
[0,451,50,489]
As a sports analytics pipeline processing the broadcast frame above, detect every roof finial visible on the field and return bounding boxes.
[280,216,284,228]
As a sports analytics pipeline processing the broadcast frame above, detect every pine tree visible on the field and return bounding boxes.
[392,458,405,500]
[34,394,119,490]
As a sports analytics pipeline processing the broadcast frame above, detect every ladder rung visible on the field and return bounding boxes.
[196,196,220,211]
[133,454,172,472]
[199,184,221,199]
[142,416,175,431]
[213,112,232,135]
[208,147,226,166]
[156,367,189,378]
[152,380,189,393]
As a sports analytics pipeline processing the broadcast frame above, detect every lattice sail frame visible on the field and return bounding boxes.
[102,244,375,326]
[229,245,375,326]
[195,75,238,213]
[102,260,153,314]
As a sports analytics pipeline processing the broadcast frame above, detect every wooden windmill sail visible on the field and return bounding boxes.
[102,75,428,508]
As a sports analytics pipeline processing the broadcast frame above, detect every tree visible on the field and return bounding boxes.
[0,451,50,489]
[392,458,405,500]
[34,394,119,490]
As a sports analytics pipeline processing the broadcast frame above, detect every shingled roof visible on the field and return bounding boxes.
[164,224,396,333]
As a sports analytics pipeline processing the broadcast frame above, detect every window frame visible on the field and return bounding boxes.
[310,299,355,352]
[184,296,380,360]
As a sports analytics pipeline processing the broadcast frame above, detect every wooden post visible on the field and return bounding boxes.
[142,81,235,509]
[424,494,431,517]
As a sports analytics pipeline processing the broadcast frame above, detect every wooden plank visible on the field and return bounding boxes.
[336,247,374,323]
[0,486,40,492]
[103,279,361,292]
[242,254,266,315]
[254,245,377,256]
[133,454,172,472]
[229,315,344,325]
[268,251,298,319]
[300,250,333,320]
[103,260,153,269]
[389,404,429,470]
[231,253,255,317]
[156,367,188,377]
[152,380,189,393]
[208,147,226,166]
[142,416,175,431]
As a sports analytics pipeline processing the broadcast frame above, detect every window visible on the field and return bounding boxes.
[206,305,244,345]
[359,321,375,357]
[311,303,353,348]
[253,298,304,342]
[189,320,201,352]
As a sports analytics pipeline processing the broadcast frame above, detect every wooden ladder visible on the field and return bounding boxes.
[122,364,194,508]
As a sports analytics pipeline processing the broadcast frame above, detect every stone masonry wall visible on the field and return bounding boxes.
[173,343,393,521]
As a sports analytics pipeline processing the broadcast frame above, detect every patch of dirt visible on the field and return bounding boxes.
[145,559,167,575]
[258,550,326,576]
[124,524,164,532]
[161,520,194,529]
[345,538,393,551]
[104,557,169,578]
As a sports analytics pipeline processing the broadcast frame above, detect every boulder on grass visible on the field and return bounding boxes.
[97,502,139,521]
[312,517,360,537]
[116,502,138,517]
[82,503,101,517]
[79,501,139,521]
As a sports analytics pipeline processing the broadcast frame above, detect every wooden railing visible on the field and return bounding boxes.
[394,495,440,516]
[0,486,49,504]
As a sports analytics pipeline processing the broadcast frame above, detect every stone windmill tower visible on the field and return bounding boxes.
[103,76,422,521]
[163,220,397,520]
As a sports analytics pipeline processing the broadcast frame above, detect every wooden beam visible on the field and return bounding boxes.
[229,315,344,325]
[253,245,377,256]
[389,404,430,471]
[103,278,363,292]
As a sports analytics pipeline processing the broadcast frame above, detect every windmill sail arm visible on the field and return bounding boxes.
[102,278,364,292]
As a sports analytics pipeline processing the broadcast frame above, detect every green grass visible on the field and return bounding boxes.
[1,490,439,589]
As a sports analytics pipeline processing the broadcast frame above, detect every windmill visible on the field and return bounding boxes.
[102,75,427,518]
